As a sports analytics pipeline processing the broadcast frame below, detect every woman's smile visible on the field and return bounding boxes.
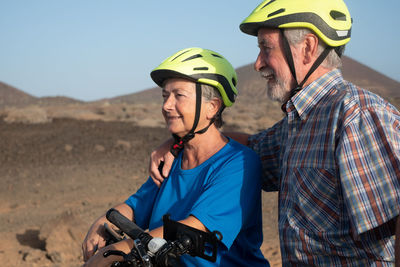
[166,114,183,121]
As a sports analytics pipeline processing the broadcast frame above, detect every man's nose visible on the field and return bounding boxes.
[254,51,265,72]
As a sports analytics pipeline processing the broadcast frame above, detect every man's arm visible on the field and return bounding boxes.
[223,132,250,146]
[148,133,250,186]
[149,138,174,187]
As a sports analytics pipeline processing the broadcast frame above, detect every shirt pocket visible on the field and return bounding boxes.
[285,167,343,233]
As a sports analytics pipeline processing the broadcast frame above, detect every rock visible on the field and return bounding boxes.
[20,248,52,266]
[115,140,131,150]
[64,144,73,152]
[39,211,86,264]
[95,144,105,152]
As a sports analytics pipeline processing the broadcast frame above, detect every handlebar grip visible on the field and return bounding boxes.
[106,208,144,240]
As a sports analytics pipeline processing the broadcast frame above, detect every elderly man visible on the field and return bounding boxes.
[150,0,400,265]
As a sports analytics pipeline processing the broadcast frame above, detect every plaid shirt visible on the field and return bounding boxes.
[249,69,400,266]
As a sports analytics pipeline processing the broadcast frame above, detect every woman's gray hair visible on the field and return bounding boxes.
[283,28,343,69]
[201,83,224,128]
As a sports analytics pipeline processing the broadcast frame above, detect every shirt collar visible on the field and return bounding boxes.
[285,69,343,120]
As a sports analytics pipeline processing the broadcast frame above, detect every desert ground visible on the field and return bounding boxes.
[0,116,280,267]
[2,57,399,267]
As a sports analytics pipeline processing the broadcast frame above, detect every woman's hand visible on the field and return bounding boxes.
[82,215,108,261]
[82,203,134,262]
[83,239,133,267]
[149,138,175,187]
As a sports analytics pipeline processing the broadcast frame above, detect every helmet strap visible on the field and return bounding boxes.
[280,29,332,111]
[170,82,207,157]
[280,29,299,88]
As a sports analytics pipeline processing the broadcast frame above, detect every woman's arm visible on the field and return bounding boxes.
[148,215,207,238]
[83,215,206,267]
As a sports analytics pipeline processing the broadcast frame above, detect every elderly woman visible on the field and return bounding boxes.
[82,47,269,267]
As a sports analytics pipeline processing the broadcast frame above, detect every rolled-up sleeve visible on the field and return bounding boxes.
[337,104,400,235]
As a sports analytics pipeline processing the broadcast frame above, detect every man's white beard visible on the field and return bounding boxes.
[263,74,292,104]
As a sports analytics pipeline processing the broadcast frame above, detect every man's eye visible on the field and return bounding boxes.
[258,44,271,54]
[261,47,272,55]
[175,92,186,97]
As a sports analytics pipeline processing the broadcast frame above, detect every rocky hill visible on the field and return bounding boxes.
[0,82,37,108]
[0,81,83,109]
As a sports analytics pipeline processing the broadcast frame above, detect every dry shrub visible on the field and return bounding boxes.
[3,106,51,124]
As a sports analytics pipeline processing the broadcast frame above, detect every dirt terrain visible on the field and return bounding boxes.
[2,58,399,267]
[0,118,280,267]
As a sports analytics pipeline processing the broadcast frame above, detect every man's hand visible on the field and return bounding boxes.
[149,138,175,187]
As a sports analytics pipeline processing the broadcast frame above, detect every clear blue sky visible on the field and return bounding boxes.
[0,0,399,101]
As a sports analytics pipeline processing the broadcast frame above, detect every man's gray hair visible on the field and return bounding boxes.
[283,28,343,69]
[201,83,224,128]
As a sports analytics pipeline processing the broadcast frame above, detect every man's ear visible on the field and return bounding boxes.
[303,33,319,65]
[206,98,222,120]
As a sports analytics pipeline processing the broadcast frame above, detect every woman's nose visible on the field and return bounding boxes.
[162,94,174,111]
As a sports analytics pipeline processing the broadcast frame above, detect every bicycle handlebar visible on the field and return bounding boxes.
[106,208,144,239]
[104,208,222,266]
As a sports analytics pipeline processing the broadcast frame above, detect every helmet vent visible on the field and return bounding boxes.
[171,50,190,61]
[212,54,222,58]
[330,10,347,21]
[193,67,208,71]
[232,77,237,86]
[182,54,203,62]
[268,8,285,18]
[261,0,276,9]
[336,30,349,37]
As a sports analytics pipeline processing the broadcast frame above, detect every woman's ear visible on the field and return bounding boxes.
[206,98,222,120]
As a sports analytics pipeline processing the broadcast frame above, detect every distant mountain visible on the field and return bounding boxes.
[0,82,37,108]
[341,57,399,99]
[97,87,160,105]
[0,82,82,109]
[36,96,83,107]
[1,56,399,109]
[103,55,400,105]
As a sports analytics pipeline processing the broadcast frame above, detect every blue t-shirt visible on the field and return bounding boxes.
[125,138,269,266]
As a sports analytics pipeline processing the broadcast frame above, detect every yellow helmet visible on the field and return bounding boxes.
[240,0,352,48]
[151,47,238,107]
